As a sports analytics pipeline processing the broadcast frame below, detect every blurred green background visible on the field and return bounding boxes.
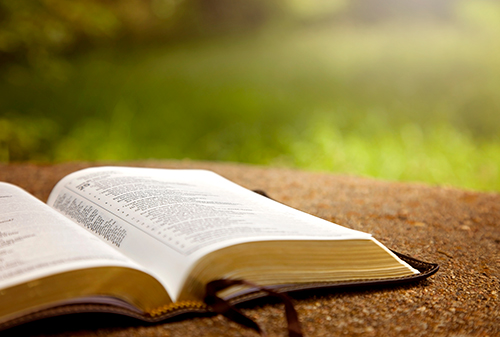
[1,0,499,191]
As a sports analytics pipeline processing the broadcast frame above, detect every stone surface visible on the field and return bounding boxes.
[0,160,499,337]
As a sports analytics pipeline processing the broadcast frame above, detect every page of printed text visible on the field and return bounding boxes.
[47,167,371,300]
[0,183,143,290]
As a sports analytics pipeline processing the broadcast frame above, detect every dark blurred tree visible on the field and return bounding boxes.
[196,0,279,34]
[0,0,461,72]
[0,0,120,69]
[0,0,283,72]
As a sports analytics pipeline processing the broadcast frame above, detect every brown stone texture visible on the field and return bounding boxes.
[0,160,499,337]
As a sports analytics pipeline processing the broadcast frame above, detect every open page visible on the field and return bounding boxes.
[47,167,372,301]
[0,182,144,290]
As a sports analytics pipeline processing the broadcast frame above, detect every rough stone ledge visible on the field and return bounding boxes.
[0,161,498,337]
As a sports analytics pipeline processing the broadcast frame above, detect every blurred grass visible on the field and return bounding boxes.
[1,16,500,191]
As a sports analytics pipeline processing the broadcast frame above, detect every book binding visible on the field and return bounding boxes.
[0,251,438,332]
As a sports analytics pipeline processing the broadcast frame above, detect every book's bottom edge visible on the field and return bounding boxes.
[0,251,438,332]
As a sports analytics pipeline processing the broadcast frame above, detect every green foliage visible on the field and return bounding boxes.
[286,118,500,191]
[0,0,119,66]
[0,114,59,162]
[0,0,283,70]
[1,1,500,192]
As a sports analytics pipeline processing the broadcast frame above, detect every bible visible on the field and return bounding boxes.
[0,166,437,331]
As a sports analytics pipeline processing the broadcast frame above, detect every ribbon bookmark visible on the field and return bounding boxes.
[204,279,303,337]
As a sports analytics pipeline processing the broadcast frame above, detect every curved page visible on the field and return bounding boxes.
[47,167,376,301]
[0,183,144,290]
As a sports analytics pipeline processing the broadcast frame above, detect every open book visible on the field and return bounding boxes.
[0,166,437,330]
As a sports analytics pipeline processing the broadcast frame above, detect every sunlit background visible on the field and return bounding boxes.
[1,0,499,191]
